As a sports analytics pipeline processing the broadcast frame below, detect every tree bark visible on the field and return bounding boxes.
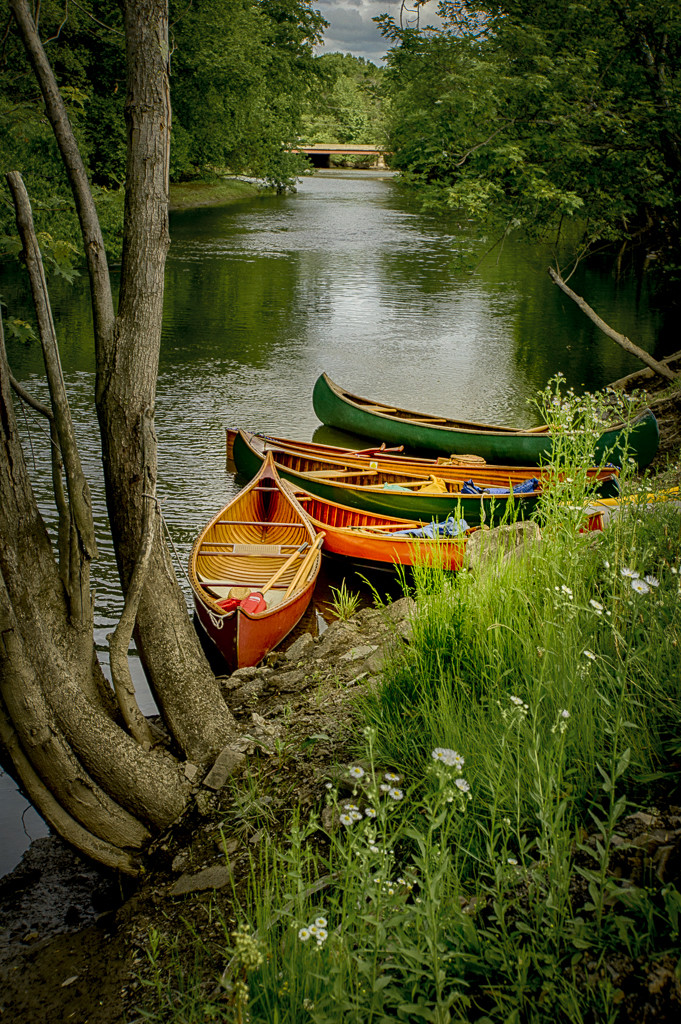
[96,0,238,764]
[548,267,678,383]
[10,0,238,767]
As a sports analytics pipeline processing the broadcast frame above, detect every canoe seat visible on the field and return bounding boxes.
[400,416,447,424]
[231,544,282,556]
[304,469,379,480]
[359,404,397,413]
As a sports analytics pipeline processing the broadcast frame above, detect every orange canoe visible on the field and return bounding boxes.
[188,453,323,670]
[293,487,475,571]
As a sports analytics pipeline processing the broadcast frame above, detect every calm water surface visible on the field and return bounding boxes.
[1,170,672,876]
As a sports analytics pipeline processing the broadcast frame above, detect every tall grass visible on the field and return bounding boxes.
[135,380,681,1023]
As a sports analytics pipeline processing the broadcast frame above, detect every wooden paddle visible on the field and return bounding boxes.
[260,543,309,596]
[283,533,325,599]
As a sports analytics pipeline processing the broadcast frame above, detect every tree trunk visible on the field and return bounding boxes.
[0,0,244,872]
[10,0,238,769]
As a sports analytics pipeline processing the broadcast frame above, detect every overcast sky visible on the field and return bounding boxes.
[314,0,433,64]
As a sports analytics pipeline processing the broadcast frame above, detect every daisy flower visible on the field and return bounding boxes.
[431,748,464,769]
[388,787,403,801]
[298,927,311,941]
[620,567,639,579]
[644,575,659,587]
[348,765,365,780]
[631,578,650,595]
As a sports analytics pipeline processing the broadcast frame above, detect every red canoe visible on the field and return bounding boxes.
[188,453,323,670]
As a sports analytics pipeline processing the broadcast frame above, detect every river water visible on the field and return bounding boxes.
[0,170,673,877]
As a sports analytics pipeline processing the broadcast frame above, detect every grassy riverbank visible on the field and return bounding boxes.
[169,177,263,212]
[130,384,681,1024]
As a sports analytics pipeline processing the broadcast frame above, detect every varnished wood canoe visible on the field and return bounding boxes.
[226,427,621,489]
[293,486,476,571]
[188,452,323,670]
[312,372,660,469]
[230,429,620,527]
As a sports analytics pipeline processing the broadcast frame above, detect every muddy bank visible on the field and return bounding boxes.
[0,598,415,1023]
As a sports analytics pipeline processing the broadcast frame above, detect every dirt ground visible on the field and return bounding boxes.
[0,359,679,1024]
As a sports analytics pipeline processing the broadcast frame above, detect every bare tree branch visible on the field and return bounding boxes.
[7,171,98,585]
[548,266,678,382]
[9,0,116,357]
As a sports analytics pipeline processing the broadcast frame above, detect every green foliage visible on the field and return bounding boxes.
[0,0,328,262]
[377,1,681,283]
[168,0,327,189]
[299,53,388,146]
[329,578,362,620]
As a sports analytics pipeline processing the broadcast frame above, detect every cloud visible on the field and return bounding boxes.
[314,0,404,64]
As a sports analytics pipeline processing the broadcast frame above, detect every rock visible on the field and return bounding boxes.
[285,633,315,661]
[171,852,189,874]
[339,644,378,663]
[230,666,259,683]
[169,864,233,896]
[250,713,282,739]
[202,744,248,791]
[383,596,416,622]
[272,668,310,693]
[465,521,542,571]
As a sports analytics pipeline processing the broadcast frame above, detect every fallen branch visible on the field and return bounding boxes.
[548,266,678,383]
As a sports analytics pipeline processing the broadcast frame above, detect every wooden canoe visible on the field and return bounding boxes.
[226,427,620,490]
[230,429,620,527]
[292,486,476,571]
[312,372,660,469]
[188,452,322,670]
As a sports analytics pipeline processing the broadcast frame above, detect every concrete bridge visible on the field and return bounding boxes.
[290,143,389,169]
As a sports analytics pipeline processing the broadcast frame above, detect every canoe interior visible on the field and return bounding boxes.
[188,455,320,668]
[294,487,470,571]
[228,428,620,495]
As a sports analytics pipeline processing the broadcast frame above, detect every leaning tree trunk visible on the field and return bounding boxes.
[0,312,190,874]
[9,0,238,767]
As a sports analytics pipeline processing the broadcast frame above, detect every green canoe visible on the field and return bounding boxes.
[312,373,660,469]
[231,430,618,528]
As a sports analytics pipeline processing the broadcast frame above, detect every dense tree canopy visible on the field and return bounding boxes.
[0,0,327,259]
[377,0,681,285]
[299,52,387,146]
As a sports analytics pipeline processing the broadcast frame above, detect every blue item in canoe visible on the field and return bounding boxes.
[461,477,539,495]
[389,516,469,539]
